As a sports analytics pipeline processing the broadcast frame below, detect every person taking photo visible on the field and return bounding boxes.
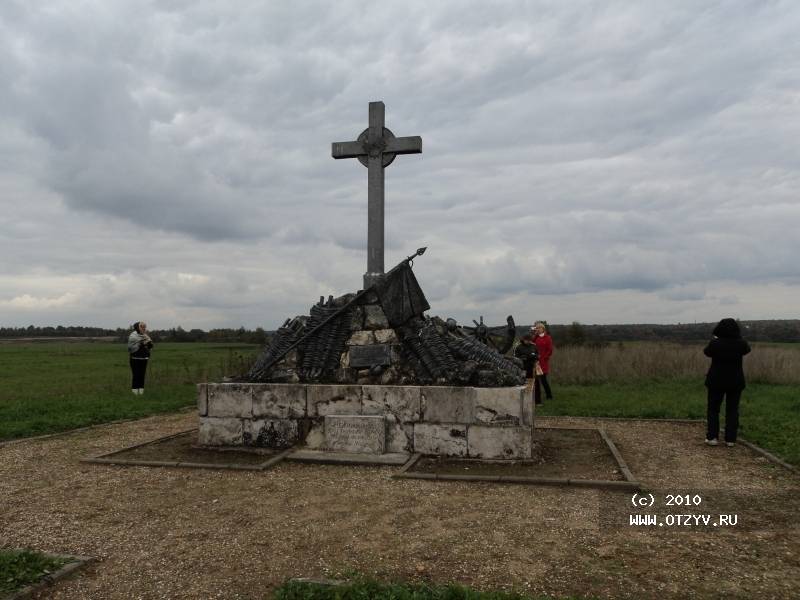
[532,321,554,402]
[128,321,154,395]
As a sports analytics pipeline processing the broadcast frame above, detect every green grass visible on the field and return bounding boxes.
[2,340,798,466]
[273,578,593,600]
[0,341,259,440]
[536,378,800,465]
[0,549,69,595]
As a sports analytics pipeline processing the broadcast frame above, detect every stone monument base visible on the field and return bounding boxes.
[197,383,533,460]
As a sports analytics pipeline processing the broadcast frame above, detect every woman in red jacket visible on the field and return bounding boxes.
[533,321,554,402]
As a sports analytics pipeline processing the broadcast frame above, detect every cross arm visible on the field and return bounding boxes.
[385,136,422,155]
[332,140,366,159]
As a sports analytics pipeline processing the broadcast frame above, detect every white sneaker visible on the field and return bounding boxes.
[726,442,735,447]
[132,389,138,395]
[138,388,144,395]
[705,439,719,446]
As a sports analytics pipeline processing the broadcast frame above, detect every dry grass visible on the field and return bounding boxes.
[552,342,800,385]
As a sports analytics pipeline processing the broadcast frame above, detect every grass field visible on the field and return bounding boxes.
[550,341,800,385]
[535,379,800,465]
[1,340,797,465]
[536,341,800,465]
[0,341,259,441]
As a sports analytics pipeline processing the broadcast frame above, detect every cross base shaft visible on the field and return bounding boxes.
[363,272,385,289]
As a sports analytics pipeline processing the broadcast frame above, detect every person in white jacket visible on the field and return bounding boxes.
[127,321,154,395]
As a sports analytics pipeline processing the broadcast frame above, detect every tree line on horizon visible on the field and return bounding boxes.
[0,325,268,344]
[534,319,800,345]
[2,319,799,344]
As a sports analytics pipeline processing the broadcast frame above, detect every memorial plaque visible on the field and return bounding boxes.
[349,344,391,368]
[324,415,386,453]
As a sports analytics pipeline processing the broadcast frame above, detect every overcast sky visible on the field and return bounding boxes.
[1,1,799,330]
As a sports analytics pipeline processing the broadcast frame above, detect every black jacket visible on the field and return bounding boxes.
[514,340,539,368]
[704,337,751,391]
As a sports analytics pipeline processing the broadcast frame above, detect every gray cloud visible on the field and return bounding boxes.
[1,1,799,328]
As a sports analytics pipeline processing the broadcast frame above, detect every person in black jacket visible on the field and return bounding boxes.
[514,333,540,402]
[703,318,751,447]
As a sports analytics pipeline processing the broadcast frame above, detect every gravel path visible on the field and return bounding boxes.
[1,413,798,599]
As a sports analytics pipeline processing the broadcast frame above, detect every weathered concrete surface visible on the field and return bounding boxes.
[202,382,532,458]
[197,384,208,417]
[422,387,474,423]
[303,418,325,450]
[207,384,253,418]
[346,331,374,346]
[245,419,298,449]
[522,388,534,426]
[473,387,524,426]
[198,417,244,446]
[324,415,385,454]
[373,328,399,344]
[252,384,307,419]
[384,414,414,453]
[468,425,532,459]
[289,449,409,465]
[362,385,421,422]
[414,423,468,457]
[363,305,390,330]
[308,385,362,416]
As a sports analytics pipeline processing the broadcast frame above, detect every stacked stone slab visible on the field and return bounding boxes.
[198,383,533,459]
[248,292,411,385]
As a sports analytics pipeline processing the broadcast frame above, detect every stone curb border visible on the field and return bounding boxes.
[0,407,196,449]
[393,427,642,491]
[538,416,798,474]
[3,551,93,600]
[393,471,640,491]
[286,451,409,467]
[397,453,422,474]
[80,429,295,471]
[738,439,798,474]
[597,428,638,484]
[289,577,345,586]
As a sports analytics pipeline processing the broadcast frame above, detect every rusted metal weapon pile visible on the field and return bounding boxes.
[245,250,524,387]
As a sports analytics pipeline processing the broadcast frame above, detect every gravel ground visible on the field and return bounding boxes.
[413,428,623,480]
[1,413,798,600]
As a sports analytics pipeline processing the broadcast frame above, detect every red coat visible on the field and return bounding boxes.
[534,334,553,374]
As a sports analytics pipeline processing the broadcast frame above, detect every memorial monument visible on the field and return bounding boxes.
[332,100,423,289]
[197,101,533,459]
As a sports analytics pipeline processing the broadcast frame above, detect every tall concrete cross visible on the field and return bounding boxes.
[332,101,422,288]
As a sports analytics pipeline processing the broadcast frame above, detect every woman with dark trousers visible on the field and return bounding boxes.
[704,318,751,447]
[128,321,154,395]
[533,321,554,403]
[514,333,539,398]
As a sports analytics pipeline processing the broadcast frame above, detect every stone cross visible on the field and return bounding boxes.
[332,101,422,288]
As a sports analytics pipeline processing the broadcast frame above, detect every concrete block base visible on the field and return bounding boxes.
[414,423,468,457]
[198,417,243,446]
[468,425,532,459]
[199,383,532,459]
